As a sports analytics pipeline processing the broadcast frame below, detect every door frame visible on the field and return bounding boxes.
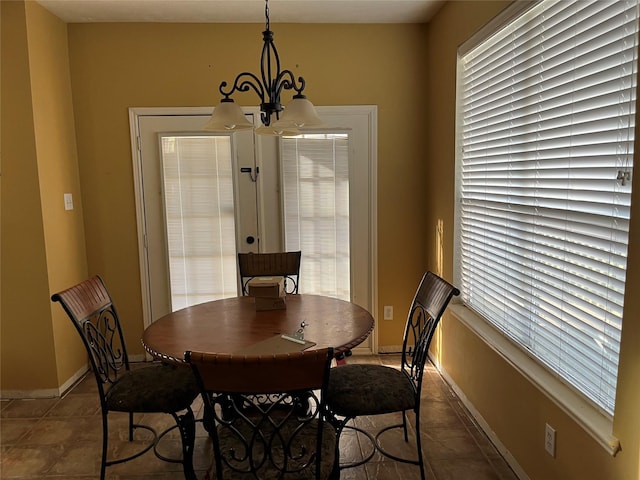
[128,106,378,353]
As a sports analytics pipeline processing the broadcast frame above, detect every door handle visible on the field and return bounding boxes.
[240,167,259,182]
[246,236,255,244]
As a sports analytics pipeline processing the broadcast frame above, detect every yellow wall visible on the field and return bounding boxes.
[425,2,640,479]
[4,1,640,478]
[25,1,88,386]
[1,1,87,393]
[1,0,58,391]
[2,7,431,390]
[65,21,430,352]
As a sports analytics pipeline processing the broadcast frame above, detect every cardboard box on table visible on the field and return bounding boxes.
[248,277,286,311]
[254,295,287,311]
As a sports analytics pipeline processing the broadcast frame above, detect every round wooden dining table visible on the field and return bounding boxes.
[142,294,375,364]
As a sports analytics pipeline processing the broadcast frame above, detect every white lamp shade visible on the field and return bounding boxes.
[203,100,254,131]
[273,96,324,128]
[255,125,301,136]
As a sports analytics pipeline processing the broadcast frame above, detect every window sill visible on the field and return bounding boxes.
[448,304,621,457]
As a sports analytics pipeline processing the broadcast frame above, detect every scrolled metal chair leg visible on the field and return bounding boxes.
[177,408,197,480]
[154,407,197,480]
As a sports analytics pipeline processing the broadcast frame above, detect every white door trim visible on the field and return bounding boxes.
[128,106,378,353]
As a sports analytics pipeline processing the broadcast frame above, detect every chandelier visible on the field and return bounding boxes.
[204,0,323,135]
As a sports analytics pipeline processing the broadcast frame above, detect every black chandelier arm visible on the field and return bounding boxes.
[212,0,313,127]
[260,26,305,101]
[219,72,266,103]
[261,29,281,97]
[260,111,273,126]
[273,69,306,99]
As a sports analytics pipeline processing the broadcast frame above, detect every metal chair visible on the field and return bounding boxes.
[51,275,199,480]
[186,348,337,480]
[326,271,460,480]
[238,251,302,295]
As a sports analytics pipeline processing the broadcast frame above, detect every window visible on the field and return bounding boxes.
[281,134,351,300]
[161,135,238,309]
[456,0,638,415]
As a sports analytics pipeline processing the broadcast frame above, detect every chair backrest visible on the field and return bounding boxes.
[238,251,302,295]
[186,348,334,479]
[401,272,460,396]
[51,276,129,398]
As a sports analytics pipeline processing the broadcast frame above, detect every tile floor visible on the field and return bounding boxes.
[1,355,519,480]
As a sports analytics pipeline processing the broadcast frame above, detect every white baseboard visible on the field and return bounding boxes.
[378,344,403,354]
[1,363,89,400]
[0,387,60,399]
[429,355,529,480]
[59,363,90,396]
[0,356,151,400]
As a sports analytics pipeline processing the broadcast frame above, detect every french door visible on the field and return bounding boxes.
[129,106,377,352]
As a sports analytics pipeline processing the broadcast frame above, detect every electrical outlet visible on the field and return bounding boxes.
[383,305,393,320]
[545,423,556,457]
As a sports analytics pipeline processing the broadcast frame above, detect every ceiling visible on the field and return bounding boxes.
[35,0,445,24]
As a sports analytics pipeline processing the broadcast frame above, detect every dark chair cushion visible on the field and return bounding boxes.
[327,364,416,416]
[106,363,199,413]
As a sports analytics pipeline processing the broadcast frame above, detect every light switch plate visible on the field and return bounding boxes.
[64,193,74,210]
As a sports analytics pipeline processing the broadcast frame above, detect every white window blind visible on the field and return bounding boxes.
[160,135,238,309]
[457,0,638,415]
[281,134,351,300]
